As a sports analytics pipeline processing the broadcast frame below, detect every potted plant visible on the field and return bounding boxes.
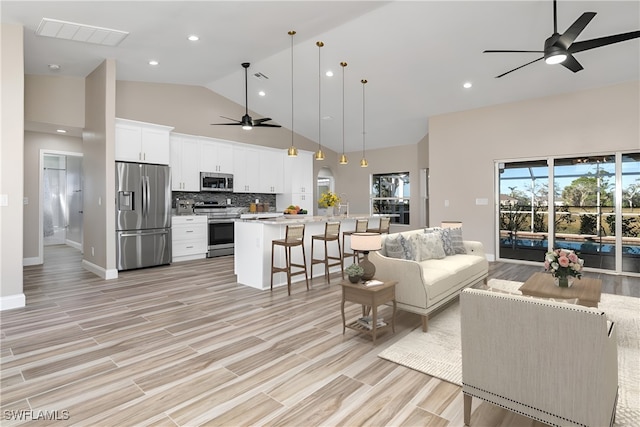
[345,263,364,283]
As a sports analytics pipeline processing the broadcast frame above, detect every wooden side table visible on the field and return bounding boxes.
[519,272,602,307]
[340,279,397,342]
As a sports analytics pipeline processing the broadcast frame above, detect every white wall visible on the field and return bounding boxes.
[1,24,25,309]
[429,81,640,260]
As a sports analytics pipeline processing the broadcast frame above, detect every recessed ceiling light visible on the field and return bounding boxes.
[322,115,333,120]
[325,70,334,77]
[258,91,266,97]
[48,64,61,71]
[463,82,472,89]
[56,129,67,133]
[187,35,199,41]
[148,60,159,66]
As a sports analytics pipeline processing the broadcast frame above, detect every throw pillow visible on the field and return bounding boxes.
[449,227,466,254]
[398,233,415,260]
[424,227,455,256]
[384,235,404,260]
[411,232,446,261]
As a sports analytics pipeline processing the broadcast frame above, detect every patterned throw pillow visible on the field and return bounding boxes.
[384,235,404,259]
[384,234,414,260]
[411,232,446,261]
[425,227,454,255]
[449,227,466,254]
[398,233,415,260]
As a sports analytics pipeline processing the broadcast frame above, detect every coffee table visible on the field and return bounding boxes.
[340,279,397,343]
[519,272,602,307]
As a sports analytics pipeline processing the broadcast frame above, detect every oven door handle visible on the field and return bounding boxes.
[208,219,236,224]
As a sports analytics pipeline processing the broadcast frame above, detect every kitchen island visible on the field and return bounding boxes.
[234,215,386,290]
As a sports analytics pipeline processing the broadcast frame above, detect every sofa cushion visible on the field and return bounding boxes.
[411,232,446,261]
[420,254,488,300]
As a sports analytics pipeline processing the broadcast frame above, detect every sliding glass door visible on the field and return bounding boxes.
[497,152,639,275]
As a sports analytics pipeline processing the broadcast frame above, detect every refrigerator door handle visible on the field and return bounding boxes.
[119,229,169,238]
[145,176,151,217]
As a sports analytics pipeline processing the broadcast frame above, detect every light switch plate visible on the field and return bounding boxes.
[0,194,8,206]
[475,198,488,205]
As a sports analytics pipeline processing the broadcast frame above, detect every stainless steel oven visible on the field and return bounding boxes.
[193,202,240,257]
[206,218,234,257]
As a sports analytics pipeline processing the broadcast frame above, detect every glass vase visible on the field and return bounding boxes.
[554,276,573,288]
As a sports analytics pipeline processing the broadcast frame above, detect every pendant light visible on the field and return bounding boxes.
[339,62,348,165]
[287,30,298,157]
[315,41,325,161]
[360,79,368,167]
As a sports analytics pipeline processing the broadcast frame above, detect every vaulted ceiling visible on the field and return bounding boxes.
[2,1,639,152]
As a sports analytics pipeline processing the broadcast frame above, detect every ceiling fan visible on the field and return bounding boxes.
[484,0,640,78]
[211,62,281,129]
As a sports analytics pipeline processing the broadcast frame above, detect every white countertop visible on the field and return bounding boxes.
[235,213,377,225]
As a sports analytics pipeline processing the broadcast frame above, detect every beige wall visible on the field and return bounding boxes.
[429,81,640,260]
[333,143,424,230]
[25,75,85,128]
[1,24,25,309]
[83,59,117,277]
[23,132,83,262]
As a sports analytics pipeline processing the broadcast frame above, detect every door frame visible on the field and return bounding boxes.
[39,149,83,264]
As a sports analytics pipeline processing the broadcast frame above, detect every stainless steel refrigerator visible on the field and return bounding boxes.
[115,162,172,270]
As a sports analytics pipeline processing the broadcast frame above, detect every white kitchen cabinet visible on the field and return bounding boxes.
[115,118,173,165]
[172,215,207,262]
[200,138,234,173]
[276,150,314,211]
[233,146,261,193]
[259,149,285,194]
[170,134,200,191]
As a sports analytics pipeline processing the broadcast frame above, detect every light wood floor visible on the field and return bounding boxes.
[1,246,638,426]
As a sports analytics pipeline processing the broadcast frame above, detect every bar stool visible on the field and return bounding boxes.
[342,219,369,263]
[271,224,309,296]
[367,217,391,234]
[311,221,343,284]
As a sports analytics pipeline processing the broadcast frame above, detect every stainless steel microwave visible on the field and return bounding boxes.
[200,172,233,192]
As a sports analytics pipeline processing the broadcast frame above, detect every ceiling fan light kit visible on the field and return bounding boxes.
[484,0,640,78]
[287,30,298,157]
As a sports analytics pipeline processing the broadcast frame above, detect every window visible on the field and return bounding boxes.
[371,172,410,225]
[497,152,640,274]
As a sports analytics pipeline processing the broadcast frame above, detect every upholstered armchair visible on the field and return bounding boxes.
[460,288,618,427]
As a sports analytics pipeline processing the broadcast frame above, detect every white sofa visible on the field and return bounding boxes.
[460,288,618,427]
[369,227,488,331]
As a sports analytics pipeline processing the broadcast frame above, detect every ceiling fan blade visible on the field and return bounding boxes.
[211,122,242,126]
[484,50,544,53]
[569,30,640,53]
[557,12,596,48]
[254,123,282,128]
[560,54,584,73]
[494,57,544,78]
[252,117,273,124]
[219,116,241,123]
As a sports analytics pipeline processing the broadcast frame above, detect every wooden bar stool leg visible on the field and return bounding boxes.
[271,241,276,291]
[285,245,292,296]
[301,244,309,290]
[324,239,330,283]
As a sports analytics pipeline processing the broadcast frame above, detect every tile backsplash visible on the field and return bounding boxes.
[172,191,276,210]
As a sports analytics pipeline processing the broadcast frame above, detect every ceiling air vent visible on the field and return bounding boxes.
[253,72,269,80]
[36,18,129,47]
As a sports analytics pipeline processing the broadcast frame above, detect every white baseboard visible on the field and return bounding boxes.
[23,256,42,266]
[82,259,118,280]
[0,293,26,311]
[486,253,496,262]
[65,239,82,251]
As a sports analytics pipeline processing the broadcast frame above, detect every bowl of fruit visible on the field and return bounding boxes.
[284,205,307,215]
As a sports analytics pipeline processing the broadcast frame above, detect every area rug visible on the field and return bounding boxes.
[378,279,640,426]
